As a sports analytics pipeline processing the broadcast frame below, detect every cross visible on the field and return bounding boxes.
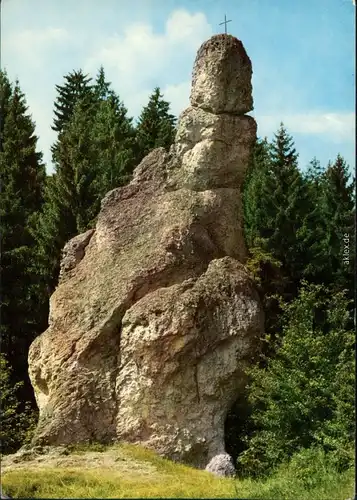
[219,14,232,34]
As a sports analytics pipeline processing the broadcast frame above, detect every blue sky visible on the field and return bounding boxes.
[2,0,355,175]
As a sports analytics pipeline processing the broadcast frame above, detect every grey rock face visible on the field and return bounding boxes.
[205,452,236,477]
[59,229,94,283]
[172,106,256,190]
[190,34,253,115]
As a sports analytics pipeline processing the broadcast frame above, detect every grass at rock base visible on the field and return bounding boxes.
[1,443,354,499]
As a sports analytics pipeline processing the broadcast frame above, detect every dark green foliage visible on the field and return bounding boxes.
[33,68,138,292]
[92,92,138,196]
[299,154,355,294]
[0,354,37,454]
[92,66,138,193]
[136,87,176,161]
[0,72,47,396]
[243,125,313,300]
[237,282,355,477]
[243,137,271,249]
[56,99,101,232]
[33,99,101,291]
[51,70,95,165]
[260,125,316,295]
[0,70,13,140]
[52,69,94,134]
[304,156,324,187]
[245,243,289,357]
[94,66,112,101]
[243,126,354,331]
[243,128,314,345]
[320,155,355,294]
[239,136,355,478]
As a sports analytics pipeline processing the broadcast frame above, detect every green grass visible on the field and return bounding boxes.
[2,443,354,499]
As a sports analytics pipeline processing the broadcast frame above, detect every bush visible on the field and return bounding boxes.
[237,282,355,477]
[0,354,38,454]
[283,446,348,490]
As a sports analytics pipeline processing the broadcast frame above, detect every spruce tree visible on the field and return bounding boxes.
[243,136,289,354]
[247,124,316,298]
[0,70,13,139]
[304,156,325,190]
[52,69,94,133]
[51,70,95,165]
[56,99,101,232]
[243,137,271,249]
[299,155,355,294]
[92,67,138,194]
[92,66,138,192]
[92,92,137,196]
[34,98,100,292]
[136,87,176,161]
[94,66,112,101]
[320,155,355,295]
[264,123,301,267]
[0,353,37,453]
[0,74,46,398]
[242,125,329,353]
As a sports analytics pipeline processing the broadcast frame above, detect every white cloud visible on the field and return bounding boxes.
[7,26,71,52]
[166,10,212,46]
[5,27,71,69]
[84,9,211,117]
[162,81,191,117]
[257,112,355,143]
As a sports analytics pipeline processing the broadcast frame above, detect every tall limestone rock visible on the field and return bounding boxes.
[28,34,264,468]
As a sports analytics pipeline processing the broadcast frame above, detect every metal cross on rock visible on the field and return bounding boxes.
[219,14,232,34]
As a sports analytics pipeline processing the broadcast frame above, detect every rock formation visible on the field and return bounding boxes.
[205,452,236,477]
[28,34,264,469]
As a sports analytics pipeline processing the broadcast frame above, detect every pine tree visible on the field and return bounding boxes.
[94,66,112,101]
[319,155,355,295]
[92,92,137,196]
[242,125,329,352]
[52,69,94,133]
[0,70,13,140]
[92,67,137,193]
[136,87,176,161]
[299,154,355,294]
[57,99,101,232]
[0,353,37,454]
[243,137,271,249]
[243,136,289,353]
[34,98,100,292]
[51,70,95,166]
[92,67,138,194]
[250,125,316,298]
[304,156,324,189]
[0,73,46,398]
[264,123,301,264]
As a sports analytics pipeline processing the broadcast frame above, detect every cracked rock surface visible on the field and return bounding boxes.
[28,34,263,469]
